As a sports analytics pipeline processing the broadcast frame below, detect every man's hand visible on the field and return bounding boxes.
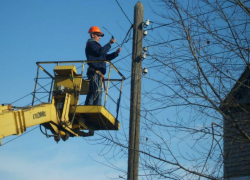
[109,38,116,44]
[116,47,122,54]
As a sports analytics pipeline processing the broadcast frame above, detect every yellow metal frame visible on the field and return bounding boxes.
[71,105,120,130]
[0,60,125,145]
[34,60,125,110]
[35,60,125,130]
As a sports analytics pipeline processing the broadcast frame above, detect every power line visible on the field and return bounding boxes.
[115,0,133,25]
[120,25,133,47]
[110,25,133,51]
[144,22,249,49]
[145,0,249,32]
[1,126,39,146]
[146,22,172,31]
[10,82,52,105]
[113,53,132,64]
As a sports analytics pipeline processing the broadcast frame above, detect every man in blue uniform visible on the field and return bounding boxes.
[85,26,122,105]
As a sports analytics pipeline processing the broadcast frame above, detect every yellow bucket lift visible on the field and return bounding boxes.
[0,61,125,145]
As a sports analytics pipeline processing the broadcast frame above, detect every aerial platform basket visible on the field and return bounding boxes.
[0,60,125,144]
[35,61,125,130]
[33,60,125,132]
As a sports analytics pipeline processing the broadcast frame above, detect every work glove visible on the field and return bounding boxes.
[109,38,116,44]
[116,47,122,53]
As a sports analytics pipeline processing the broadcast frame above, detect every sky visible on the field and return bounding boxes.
[0,0,161,180]
[1,1,249,179]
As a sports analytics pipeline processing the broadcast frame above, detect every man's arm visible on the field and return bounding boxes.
[106,47,122,61]
[87,41,111,56]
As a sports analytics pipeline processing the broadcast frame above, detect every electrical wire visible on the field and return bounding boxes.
[114,0,133,25]
[120,25,133,47]
[0,47,131,146]
[113,53,132,64]
[10,82,52,105]
[145,0,249,31]
[146,22,173,31]
[105,25,133,50]
[1,126,39,146]
[3,0,248,147]
[102,26,120,47]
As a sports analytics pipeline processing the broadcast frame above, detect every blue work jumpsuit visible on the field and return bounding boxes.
[85,39,118,105]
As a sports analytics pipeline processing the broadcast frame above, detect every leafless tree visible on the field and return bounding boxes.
[137,0,250,179]
[87,0,250,179]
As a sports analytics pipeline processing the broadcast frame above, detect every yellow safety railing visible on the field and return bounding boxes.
[33,60,125,119]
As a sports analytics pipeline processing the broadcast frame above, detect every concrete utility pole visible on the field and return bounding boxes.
[127,2,144,180]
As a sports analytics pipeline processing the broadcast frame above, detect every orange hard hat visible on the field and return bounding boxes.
[88,26,104,36]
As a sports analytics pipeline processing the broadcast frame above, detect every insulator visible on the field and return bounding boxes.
[143,47,148,52]
[141,52,146,59]
[142,67,148,75]
[143,30,148,36]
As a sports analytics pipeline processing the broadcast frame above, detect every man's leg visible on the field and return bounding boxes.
[93,73,102,105]
[85,74,95,105]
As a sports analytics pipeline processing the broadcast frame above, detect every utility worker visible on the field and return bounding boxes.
[85,26,122,105]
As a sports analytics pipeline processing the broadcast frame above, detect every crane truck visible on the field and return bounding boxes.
[0,61,125,145]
